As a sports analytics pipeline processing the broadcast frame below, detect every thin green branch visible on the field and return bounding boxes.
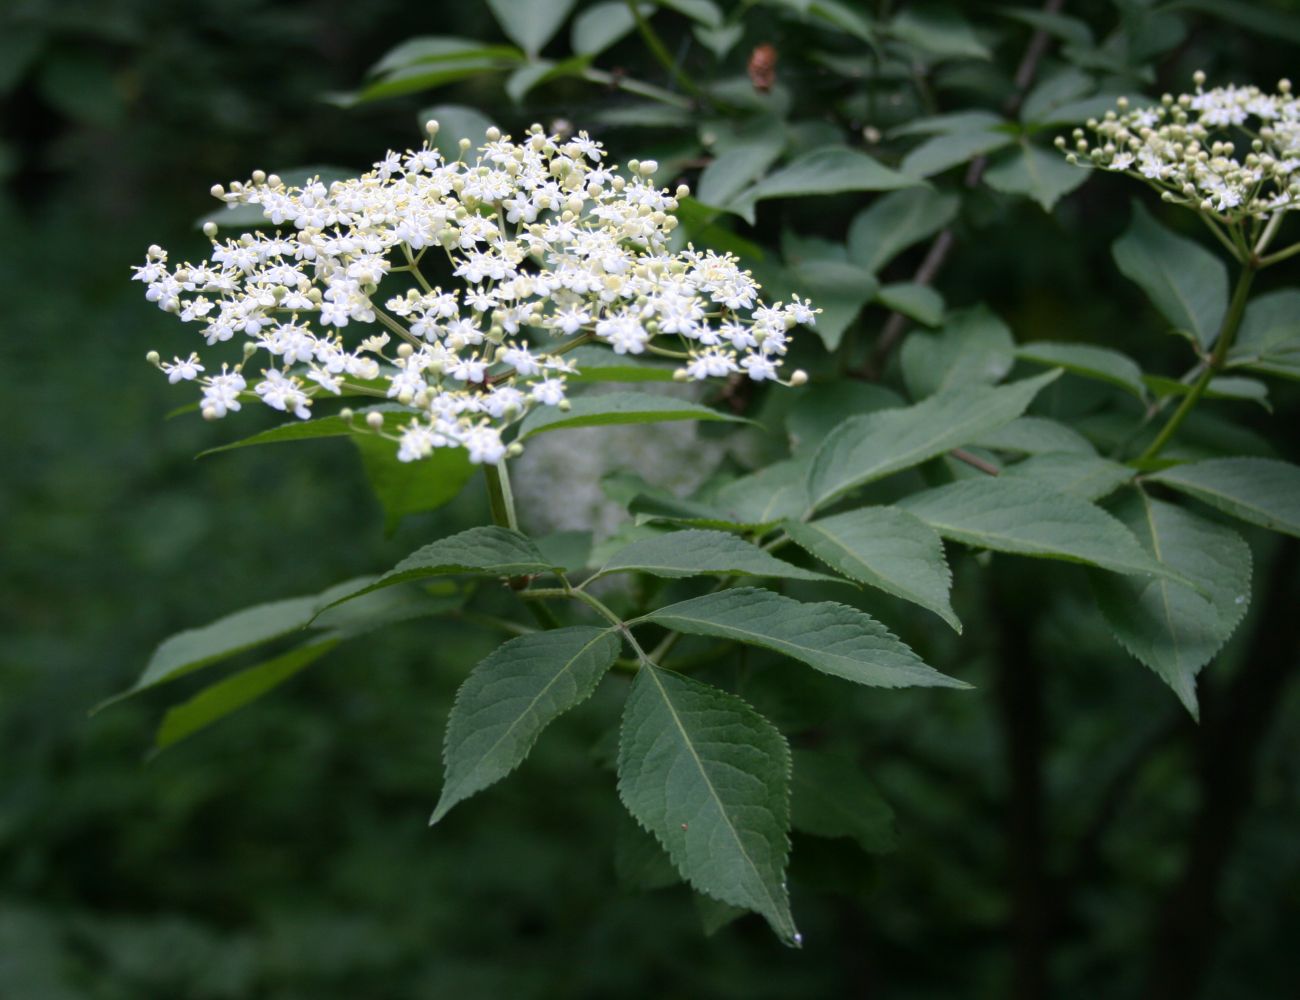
[624,0,705,101]
[1138,262,1257,462]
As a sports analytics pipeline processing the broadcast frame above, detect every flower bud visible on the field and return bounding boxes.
[366,411,385,430]
[789,369,809,387]
[202,221,219,238]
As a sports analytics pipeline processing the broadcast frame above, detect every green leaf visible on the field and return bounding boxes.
[697,131,786,208]
[1002,452,1133,501]
[355,58,516,103]
[371,36,525,75]
[901,129,1013,178]
[598,529,839,582]
[786,383,905,456]
[1112,202,1228,349]
[1143,374,1270,410]
[1227,289,1300,380]
[1016,341,1146,399]
[112,577,371,702]
[1092,494,1251,718]
[889,2,990,60]
[656,0,724,27]
[562,345,677,382]
[617,665,798,944]
[998,7,1093,47]
[784,259,878,351]
[711,457,815,526]
[640,588,967,688]
[352,435,475,534]
[198,406,403,457]
[984,140,1088,211]
[890,110,1004,138]
[432,627,621,823]
[729,147,919,223]
[900,304,1015,399]
[900,478,1179,579]
[974,416,1095,456]
[1164,0,1300,45]
[518,392,747,438]
[486,0,577,58]
[571,1,642,55]
[791,749,896,853]
[783,507,960,631]
[155,639,339,750]
[876,283,944,326]
[807,371,1060,512]
[1147,457,1300,538]
[847,187,960,273]
[1019,67,1095,125]
[318,526,558,613]
[806,0,875,42]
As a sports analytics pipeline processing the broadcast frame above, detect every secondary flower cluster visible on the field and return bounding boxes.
[1058,73,1300,219]
[134,123,817,465]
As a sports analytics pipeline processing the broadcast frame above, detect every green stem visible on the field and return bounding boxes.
[1138,263,1257,462]
[483,462,518,531]
[1259,240,1300,268]
[624,0,704,101]
[581,68,693,110]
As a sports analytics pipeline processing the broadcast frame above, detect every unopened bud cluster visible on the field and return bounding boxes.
[134,124,818,465]
[1057,74,1300,219]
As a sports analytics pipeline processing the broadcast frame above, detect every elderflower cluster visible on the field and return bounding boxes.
[133,123,817,466]
[1057,73,1300,219]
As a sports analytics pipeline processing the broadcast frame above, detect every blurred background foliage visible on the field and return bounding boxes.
[3,0,1299,996]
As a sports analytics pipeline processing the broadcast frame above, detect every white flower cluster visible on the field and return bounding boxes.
[1058,73,1300,219]
[134,123,817,466]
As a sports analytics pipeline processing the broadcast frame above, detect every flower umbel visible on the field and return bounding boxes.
[135,123,818,465]
[1059,73,1300,221]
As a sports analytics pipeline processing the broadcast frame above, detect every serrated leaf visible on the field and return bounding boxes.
[791,749,896,853]
[640,587,967,688]
[352,435,476,534]
[614,812,682,890]
[571,1,641,55]
[876,283,944,326]
[1092,493,1251,718]
[786,383,905,456]
[900,478,1179,579]
[598,529,838,583]
[318,526,557,614]
[807,371,1060,512]
[1112,202,1228,349]
[697,131,786,208]
[900,304,1015,399]
[1148,457,1300,538]
[889,2,990,60]
[729,147,919,223]
[115,577,371,702]
[1016,341,1146,398]
[370,36,525,75]
[155,639,339,750]
[1143,374,1270,410]
[518,392,747,438]
[847,187,960,272]
[1229,289,1300,360]
[901,129,1013,178]
[617,664,798,943]
[562,345,677,382]
[984,140,1088,211]
[1002,452,1133,500]
[197,406,400,457]
[974,416,1096,456]
[783,507,959,631]
[432,627,621,823]
[486,0,577,58]
[713,456,813,525]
